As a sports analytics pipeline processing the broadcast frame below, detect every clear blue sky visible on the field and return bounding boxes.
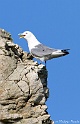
[0,0,80,123]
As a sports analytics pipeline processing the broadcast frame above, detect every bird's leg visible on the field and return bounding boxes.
[45,61,46,67]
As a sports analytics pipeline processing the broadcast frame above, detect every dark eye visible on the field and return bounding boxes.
[26,33,27,34]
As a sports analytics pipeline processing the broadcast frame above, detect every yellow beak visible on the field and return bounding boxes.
[18,34,25,38]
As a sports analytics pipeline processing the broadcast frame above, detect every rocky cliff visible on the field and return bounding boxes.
[0,29,54,124]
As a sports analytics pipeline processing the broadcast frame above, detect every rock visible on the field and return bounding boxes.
[0,29,54,124]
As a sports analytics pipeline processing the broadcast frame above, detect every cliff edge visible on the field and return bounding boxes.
[0,29,54,124]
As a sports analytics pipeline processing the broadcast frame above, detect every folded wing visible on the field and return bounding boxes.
[31,44,57,57]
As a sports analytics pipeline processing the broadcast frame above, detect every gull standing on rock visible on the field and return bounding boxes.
[18,31,69,66]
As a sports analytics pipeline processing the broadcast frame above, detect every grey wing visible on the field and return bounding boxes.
[31,44,57,57]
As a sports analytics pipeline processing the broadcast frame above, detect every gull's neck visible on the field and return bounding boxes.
[25,34,40,52]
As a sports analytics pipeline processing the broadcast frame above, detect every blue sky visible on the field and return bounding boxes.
[0,0,80,123]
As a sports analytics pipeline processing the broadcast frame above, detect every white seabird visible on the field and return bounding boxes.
[18,31,69,65]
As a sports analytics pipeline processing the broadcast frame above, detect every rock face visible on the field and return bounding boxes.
[0,29,54,124]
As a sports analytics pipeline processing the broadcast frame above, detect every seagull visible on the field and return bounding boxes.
[18,31,69,66]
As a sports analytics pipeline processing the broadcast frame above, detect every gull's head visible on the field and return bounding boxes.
[18,31,40,49]
[18,31,33,40]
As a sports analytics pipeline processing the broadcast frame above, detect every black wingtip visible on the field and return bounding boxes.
[61,49,70,55]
